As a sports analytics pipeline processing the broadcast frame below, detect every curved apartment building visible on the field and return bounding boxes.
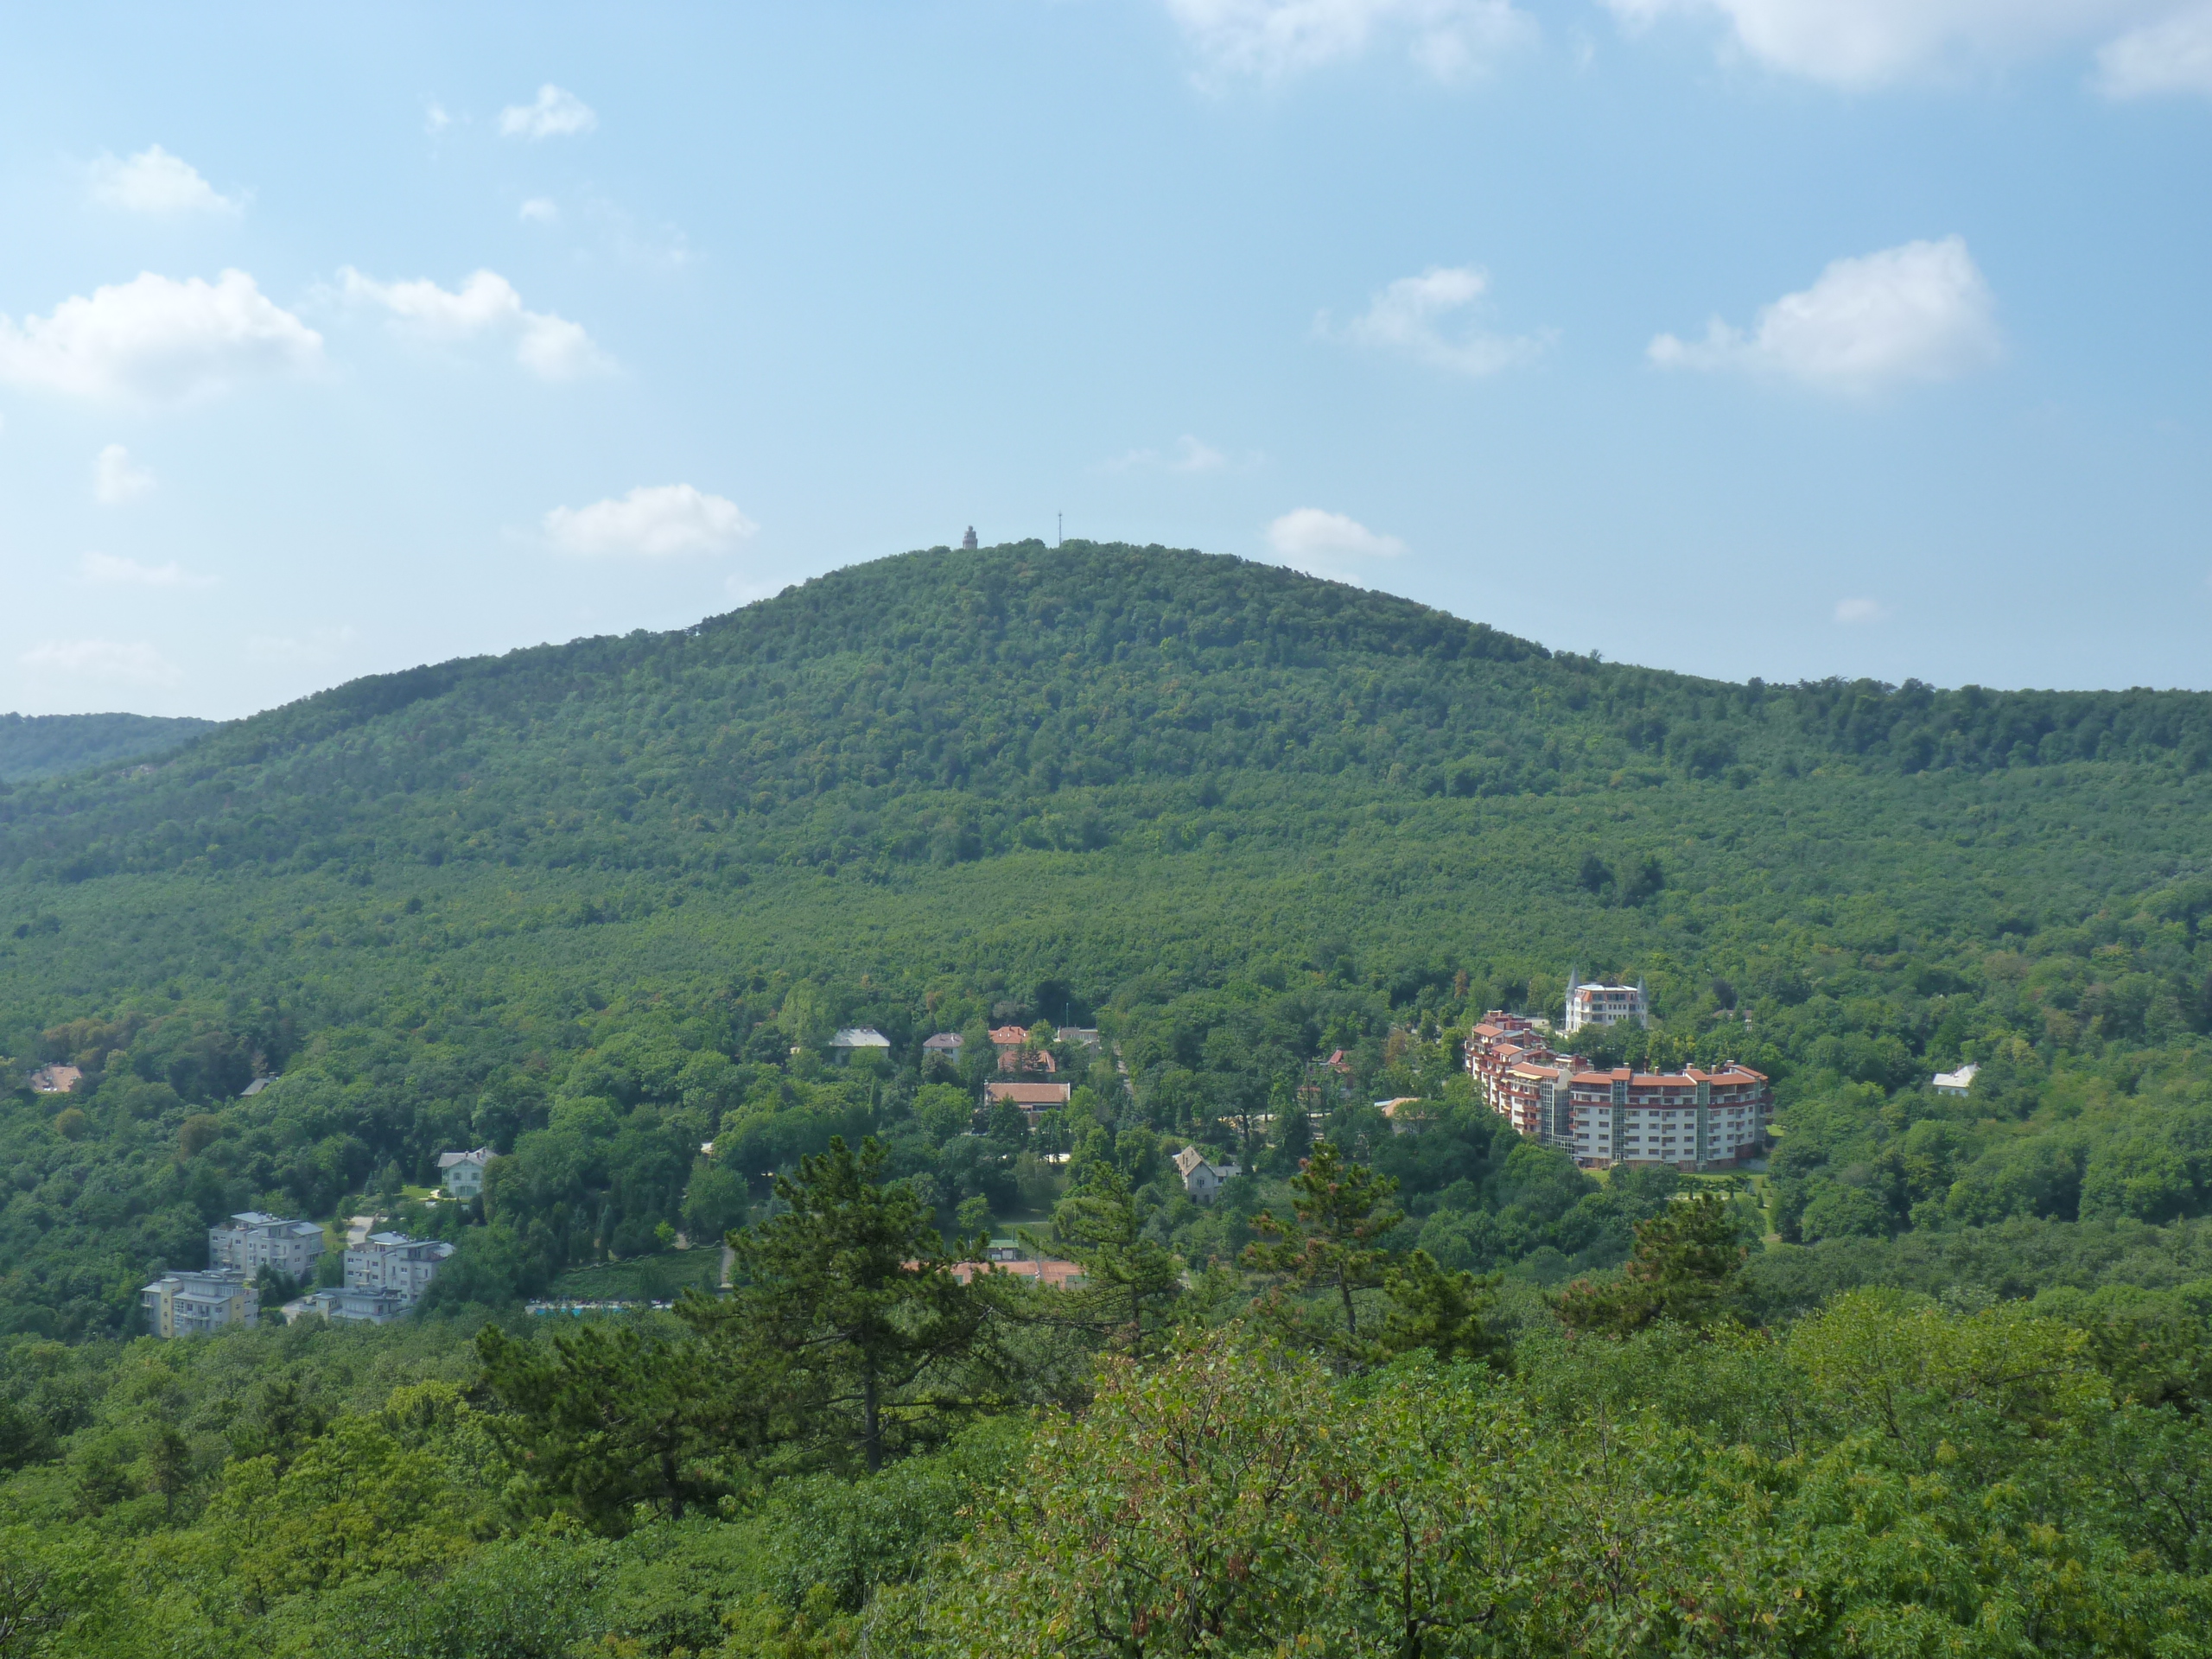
[1466,1012,1770,1170]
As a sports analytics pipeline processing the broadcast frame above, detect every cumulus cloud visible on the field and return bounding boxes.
[1834,596,1889,623]
[1649,237,2000,394]
[338,268,610,380]
[93,444,155,505]
[1603,0,2209,91]
[1266,507,1406,582]
[543,485,757,558]
[87,144,242,215]
[1166,0,1533,82]
[0,270,322,406]
[500,85,597,139]
[519,197,560,225]
[1103,435,1236,474]
[1325,265,1549,376]
[82,550,212,588]
[20,639,179,685]
[2096,4,2212,93]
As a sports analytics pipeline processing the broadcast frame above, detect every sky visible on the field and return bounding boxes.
[1,0,2209,721]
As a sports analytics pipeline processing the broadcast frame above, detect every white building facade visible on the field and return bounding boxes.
[207,1211,327,1280]
[1173,1145,1240,1203]
[1465,1007,1771,1171]
[142,1268,258,1337]
[437,1147,494,1198]
[338,1230,454,1313]
[1563,973,1649,1034]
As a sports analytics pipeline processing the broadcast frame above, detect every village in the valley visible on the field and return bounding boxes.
[76,971,1789,1338]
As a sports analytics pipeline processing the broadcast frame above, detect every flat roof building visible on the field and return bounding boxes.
[208,1211,326,1281]
[142,1268,258,1338]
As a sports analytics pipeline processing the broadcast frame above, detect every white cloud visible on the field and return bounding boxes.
[519,197,560,225]
[1649,237,2000,394]
[499,85,597,139]
[93,444,155,505]
[1834,596,1889,623]
[1324,265,1549,376]
[1103,434,1238,474]
[1603,0,2205,90]
[82,550,212,588]
[87,145,241,216]
[1266,507,1406,582]
[0,270,322,406]
[1168,435,1229,473]
[338,268,611,380]
[20,639,179,685]
[2096,3,2212,93]
[424,102,454,135]
[1166,0,1533,82]
[544,485,757,557]
[248,626,355,665]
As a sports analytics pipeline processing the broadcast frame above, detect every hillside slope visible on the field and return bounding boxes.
[3,542,2207,887]
[2,542,2210,1336]
[0,711,218,783]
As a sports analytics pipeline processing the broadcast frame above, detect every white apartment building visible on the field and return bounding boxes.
[344,1231,454,1307]
[207,1211,327,1281]
[308,1285,413,1324]
[1465,1008,1771,1171]
[1563,973,1648,1034]
[142,1268,258,1338]
[1561,1065,1771,1169]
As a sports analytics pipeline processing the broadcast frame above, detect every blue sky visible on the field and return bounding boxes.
[2,1,2208,719]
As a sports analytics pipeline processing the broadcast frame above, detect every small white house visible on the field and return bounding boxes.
[830,1027,893,1061]
[1173,1145,1240,1204]
[437,1147,493,1198]
[1931,1063,1980,1097]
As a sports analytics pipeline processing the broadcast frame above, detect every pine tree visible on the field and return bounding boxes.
[1554,1192,1745,1335]
[720,1135,990,1473]
[1242,1141,1403,1363]
[1026,1161,1182,1352]
[1377,1251,1514,1372]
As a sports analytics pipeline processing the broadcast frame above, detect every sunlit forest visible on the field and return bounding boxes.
[2,543,2209,1654]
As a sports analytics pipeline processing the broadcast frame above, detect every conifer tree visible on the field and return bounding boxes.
[1026,1161,1181,1352]
[1554,1192,1745,1335]
[1242,1141,1403,1362]
[719,1135,990,1473]
[1376,1251,1514,1372]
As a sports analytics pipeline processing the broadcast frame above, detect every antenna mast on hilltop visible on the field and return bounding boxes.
[1058,512,1063,548]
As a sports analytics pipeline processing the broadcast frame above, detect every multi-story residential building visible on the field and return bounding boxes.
[1563,974,1648,1034]
[1560,1064,1771,1168]
[307,1285,413,1325]
[436,1147,494,1198]
[1464,1007,1770,1170]
[342,1230,454,1309]
[207,1211,327,1281]
[141,1268,258,1338]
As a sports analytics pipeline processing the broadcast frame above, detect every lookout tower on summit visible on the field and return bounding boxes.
[961,526,977,549]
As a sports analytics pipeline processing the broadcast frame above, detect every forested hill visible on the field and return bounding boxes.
[2,540,2209,887]
[5,540,2212,1343]
[0,711,217,784]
